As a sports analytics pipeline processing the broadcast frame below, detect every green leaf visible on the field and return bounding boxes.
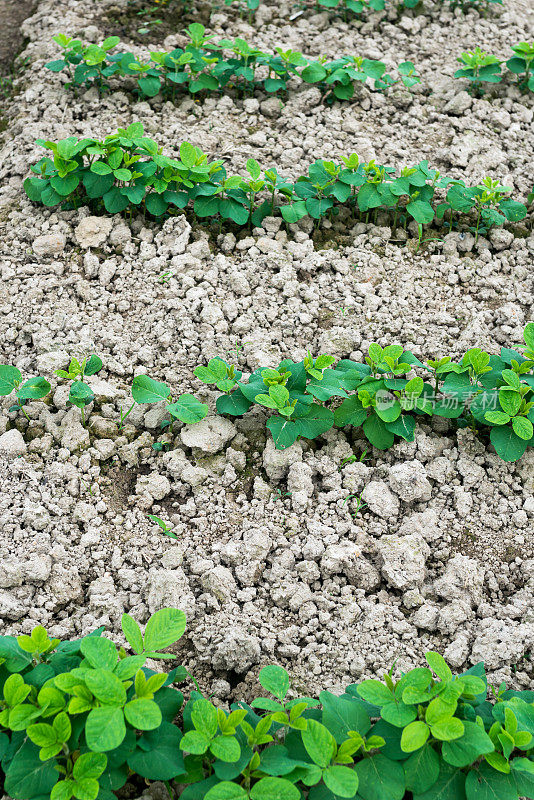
[425,652,453,682]
[430,718,464,742]
[357,680,393,706]
[442,720,494,768]
[4,740,59,798]
[121,613,144,655]
[124,698,162,730]
[0,365,22,394]
[301,62,328,82]
[404,744,440,794]
[401,721,430,752]
[490,426,528,462]
[191,696,218,738]
[131,375,171,404]
[85,669,127,705]
[167,394,208,424]
[259,665,290,700]
[81,636,118,670]
[333,396,367,428]
[127,722,184,780]
[385,414,416,441]
[413,763,466,800]
[323,765,359,798]
[465,763,517,800]
[205,782,248,800]
[216,391,252,416]
[210,735,241,763]
[266,415,300,449]
[17,376,51,400]
[362,413,395,450]
[302,719,336,768]
[381,700,417,727]
[250,777,300,800]
[69,380,94,408]
[355,754,405,800]
[320,691,371,743]
[143,608,186,652]
[85,707,126,752]
[511,416,533,440]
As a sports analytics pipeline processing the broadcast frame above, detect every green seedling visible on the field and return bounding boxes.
[0,365,51,421]
[454,47,502,95]
[506,41,534,92]
[25,129,527,247]
[343,492,367,517]
[147,514,179,539]
[55,355,103,426]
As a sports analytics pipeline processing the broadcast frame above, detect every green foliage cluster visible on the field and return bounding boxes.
[24,125,528,238]
[182,323,534,461]
[455,43,534,95]
[0,609,188,800]
[46,26,419,101]
[2,327,534,462]
[1,614,533,800]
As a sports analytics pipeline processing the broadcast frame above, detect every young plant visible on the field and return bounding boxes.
[506,41,534,92]
[454,47,502,95]
[0,366,51,421]
[55,355,103,425]
[147,514,179,539]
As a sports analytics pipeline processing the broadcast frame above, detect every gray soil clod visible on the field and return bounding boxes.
[0,0,533,751]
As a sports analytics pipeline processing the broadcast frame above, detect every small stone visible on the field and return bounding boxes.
[180,417,236,454]
[32,232,66,257]
[74,217,113,248]
[361,480,399,519]
[0,429,27,457]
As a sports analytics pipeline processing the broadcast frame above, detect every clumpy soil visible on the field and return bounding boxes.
[0,0,34,69]
[0,0,533,729]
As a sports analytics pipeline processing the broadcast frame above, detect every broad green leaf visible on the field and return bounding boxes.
[143,608,186,652]
[124,698,162,730]
[250,777,300,800]
[127,721,184,779]
[17,376,51,400]
[320,691,371,742]
[210,734,241,763]
[414,762,466,800]
[302,719,336,768]
[259,665,290,700]
[4,740,58,798]
[401,721,430,752]
[442,720,495,768]
[356,680,393,706]
[205,782,248,800]
[131,375,171,404]
[404,744,440,794]
[0,365,22,394]
[80,636,118,670]
[323,765,359,798]
[85,669,126,705]
[85,707,126,752]
[121,613,144,655]
[167,394,208,424]
[355,754,405,800]
[490,426,528,462]
[465,763,517,800]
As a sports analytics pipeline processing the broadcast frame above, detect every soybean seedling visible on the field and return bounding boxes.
[55,355,103,426]
[0,366,51,421]
[454,47,502,96]
[147,514,179,540]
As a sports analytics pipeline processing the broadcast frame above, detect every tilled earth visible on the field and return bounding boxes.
[0,0,533,720]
